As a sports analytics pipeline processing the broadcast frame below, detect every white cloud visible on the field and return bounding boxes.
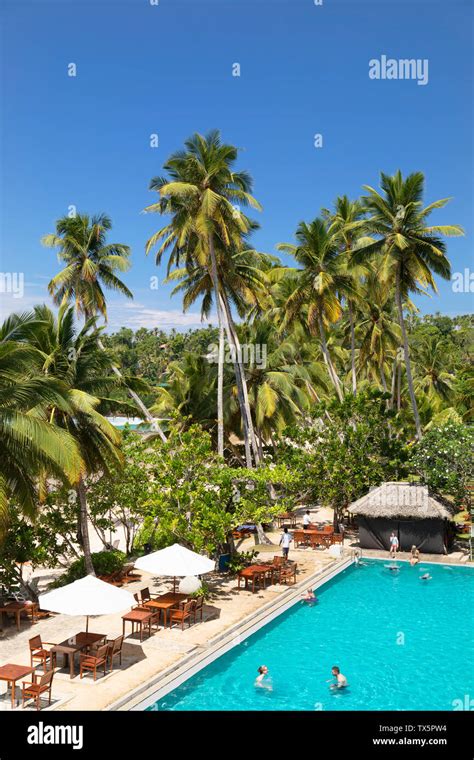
[106,301,218,331]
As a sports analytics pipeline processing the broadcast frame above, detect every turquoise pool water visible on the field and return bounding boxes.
[147,560,474,711]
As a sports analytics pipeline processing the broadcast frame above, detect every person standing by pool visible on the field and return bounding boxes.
[389,532,399,558]
[409,545,420,566]
[328,666,348,689]
[303,510,311,530]
[279,527,292,558]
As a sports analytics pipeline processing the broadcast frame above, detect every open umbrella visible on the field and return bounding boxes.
[39,575,135,632]
[134,543,215,590]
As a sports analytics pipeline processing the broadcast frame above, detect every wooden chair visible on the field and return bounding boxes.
[79,644,109,681]
[106,635,124,671]
[29,635,56,671]
[140,587,158,605]
[169,601,194,630]
[279,562,297,585]
[133,593,160,629]
[22,670,54,710]
[190,597,204,624]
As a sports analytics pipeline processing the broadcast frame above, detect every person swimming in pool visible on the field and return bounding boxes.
[255,665,272,690]
[302,588,317,604]
[420,572,432,581]
[385,563,400,573]
[328,666,348,690]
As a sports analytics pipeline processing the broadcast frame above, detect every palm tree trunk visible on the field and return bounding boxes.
[77,478,95,576]
[348,302,357,395]
[390,359,397,409]
[217,323,225,458]
[380,365,388,392]
[219,292,261,465]
[96,338,167,443]
[318,315,344,402]
[207,235,253,468]
[395,269,422,439]
[397,363,401,411]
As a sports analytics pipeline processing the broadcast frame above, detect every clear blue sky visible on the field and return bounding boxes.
[1,0,473,331]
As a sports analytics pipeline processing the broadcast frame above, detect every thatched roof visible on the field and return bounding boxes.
[348,482,455,520]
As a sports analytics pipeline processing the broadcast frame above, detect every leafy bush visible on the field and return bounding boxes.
[63,550,126,583]
[226,550,259,575]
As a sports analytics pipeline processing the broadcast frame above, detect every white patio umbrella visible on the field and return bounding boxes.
[39,575,135,632]
[134,543,215,590]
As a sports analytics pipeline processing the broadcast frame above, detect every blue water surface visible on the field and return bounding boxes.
[147,560,474,711]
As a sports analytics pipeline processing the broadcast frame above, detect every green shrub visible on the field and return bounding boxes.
[226,550,259,575]
[63,550,126,583]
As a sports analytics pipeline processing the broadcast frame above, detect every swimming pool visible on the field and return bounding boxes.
[146,560,474,711]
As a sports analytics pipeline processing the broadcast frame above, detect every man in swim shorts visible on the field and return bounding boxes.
[329,666,348,689]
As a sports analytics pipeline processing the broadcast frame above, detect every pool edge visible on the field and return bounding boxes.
[111,556,353,711]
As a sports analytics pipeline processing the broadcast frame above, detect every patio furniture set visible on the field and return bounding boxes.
[237,556,297,593]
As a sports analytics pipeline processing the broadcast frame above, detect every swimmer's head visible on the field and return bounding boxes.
[258,665,268,675]
[332,666,340,675]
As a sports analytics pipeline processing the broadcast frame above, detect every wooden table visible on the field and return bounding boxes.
[51,632,106,679]
[275,513,297,528]
[0,601,29,631]
[238,564,274,593]
[142,592,187,627]
[122,609,153,642]
[0,664,34,709]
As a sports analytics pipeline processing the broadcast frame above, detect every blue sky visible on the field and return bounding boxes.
[1,0,473,331]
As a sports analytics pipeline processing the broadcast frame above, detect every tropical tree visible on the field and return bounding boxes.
[277,218,357,401]
[0,313,83,539]
[144,130,263,467]
[16,304,125,574]
[354,171,464,438]
[42,213,167,442]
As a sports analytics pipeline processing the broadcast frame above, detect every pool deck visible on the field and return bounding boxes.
[0,530,339,712]
[1,523,470,713]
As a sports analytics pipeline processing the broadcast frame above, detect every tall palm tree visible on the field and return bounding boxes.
[277,219,357,401]
[0,313,83,538]
[412,334,455,412]
[322,196,372,394]
[20,305,125,574]
[42,213,167,442]
[144,130,262,467]
[354,171,464,438]
[166,245,273,455]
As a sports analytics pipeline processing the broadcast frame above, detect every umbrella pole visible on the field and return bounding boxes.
[86,615,89,634]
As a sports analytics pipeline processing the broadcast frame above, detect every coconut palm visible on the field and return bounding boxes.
[354,171,464,438]
[322,196,372,394]
[277,219,357,401]
[42,213,167,442]
[0,313,83,537]
[166,245,274,455]
[412,334,455,412]
[144,130,263,467]
[19,304,125,574]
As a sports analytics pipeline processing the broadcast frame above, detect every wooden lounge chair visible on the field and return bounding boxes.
[169,601,194,630]
[106,635,124,671]
[119,564,142,584]
[22,670,54,710]
[29,635,56,671]
[79,644,109,681]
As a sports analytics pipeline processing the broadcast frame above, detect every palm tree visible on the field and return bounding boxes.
[42,213,167,442]
[322,196,372,394]
[277,219,357,401]
[412,334,455,412]
[355,268,401,391]
[144,130,262,467]
[165,245,273,455]
[354,171,464,438]
[0,313,83,537]
[20,305,125,575]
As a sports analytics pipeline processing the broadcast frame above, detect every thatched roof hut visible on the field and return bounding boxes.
[349,482,455,554]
